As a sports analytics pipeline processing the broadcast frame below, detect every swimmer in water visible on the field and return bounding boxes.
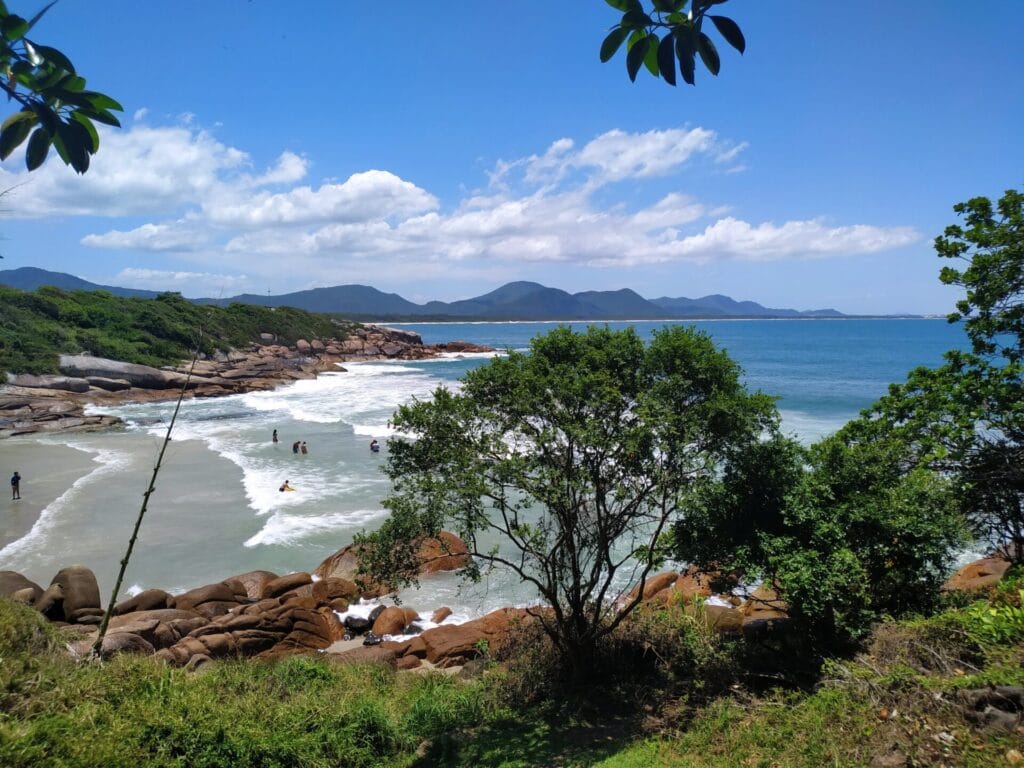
[279,480,295,492]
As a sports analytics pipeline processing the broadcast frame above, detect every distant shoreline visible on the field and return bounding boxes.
[382,315,940,326]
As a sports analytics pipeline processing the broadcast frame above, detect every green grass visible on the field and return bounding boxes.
[0,286,358,374]
[2,590,1022,768]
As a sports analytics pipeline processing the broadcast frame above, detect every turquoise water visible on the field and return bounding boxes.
[392,318,965,441]
[0,318,966,616]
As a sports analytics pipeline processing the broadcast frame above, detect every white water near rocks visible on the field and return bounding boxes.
[0,320,967,623]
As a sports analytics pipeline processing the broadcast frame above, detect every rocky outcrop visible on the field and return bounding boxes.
[943,555,1012,593]
[35,565,103,624]
[1,325,495,438]
[0,571,44,604]
[314,531,471,589]
[0,390,120,437]
[740,585,791,638]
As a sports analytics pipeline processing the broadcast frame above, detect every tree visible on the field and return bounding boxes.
[863,189,1024,562]
[600,0,745,86]
[357,325,777,677]
[0,1,122,173]
[674,431,967,646]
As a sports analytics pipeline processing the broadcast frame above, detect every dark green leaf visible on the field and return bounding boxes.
[59,74,86,92]
[75,107,120,127]
[2,13,27,41]
[1,109,35,132]
[30,103,57,134]
[652,0,675,12]
[622,8,652,28]
[0,113,32,159]
[71,111,99,152]
[56,119,89,173]
[710,15,745,53]
[50,123,70,165]
[643,33,660,76]
[626,36,651,82]
[81,91,123,112]
[32,43,75,72]
[675,30,696,85]
[603,0,635,10]
[697,31,720,75]
[657,34,677,85]
[25,126,49,170]
[600,27,630,63]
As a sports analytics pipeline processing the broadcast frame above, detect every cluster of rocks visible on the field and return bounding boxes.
[1,536,1012,674]
[0,325,494,437]
[0,531,531,673]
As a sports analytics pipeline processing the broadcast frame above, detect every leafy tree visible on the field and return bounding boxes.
[0,1,122,173]
[863,189,1024,562]
[600,0,745,86]
[674,430,967,646]
[357,325,777,677]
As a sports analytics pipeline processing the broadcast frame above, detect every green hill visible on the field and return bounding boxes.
[0,285,355,375]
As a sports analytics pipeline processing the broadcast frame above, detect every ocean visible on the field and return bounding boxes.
[0,318,965,620]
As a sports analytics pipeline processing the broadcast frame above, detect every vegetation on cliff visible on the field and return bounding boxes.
[0,286,357,375]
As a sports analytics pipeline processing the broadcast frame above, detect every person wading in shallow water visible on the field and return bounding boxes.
[300,442,308,455]
[272,429,278,443]
[11,471,21,500]
[292,441,300,454]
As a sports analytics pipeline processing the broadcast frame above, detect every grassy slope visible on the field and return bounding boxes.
[0,286,358,375]
[2,592,1022,768]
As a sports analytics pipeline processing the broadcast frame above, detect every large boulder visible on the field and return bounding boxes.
[36,565,102,623]
[943,555,1012,593]
[416,532,471,574]
[372,607,415,636]
[5,373,91,393]
[226,573,278,602]
[314,532,471,589]
[58,354,216,390]
[420,608,531,665]
[627,571,679,602]
[740,585,791,638]
[173,579,247,611]
[261,572,312,600]
[0,571,44,604]
[113,588,174,615]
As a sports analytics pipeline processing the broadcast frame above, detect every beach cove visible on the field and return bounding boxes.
[1,318,967,619]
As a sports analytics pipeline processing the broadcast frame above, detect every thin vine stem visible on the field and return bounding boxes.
[91,350,199,658]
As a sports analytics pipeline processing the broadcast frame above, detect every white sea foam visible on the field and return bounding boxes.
[244,508,387,547]
[0,445,133,560]
[125,584,144,597]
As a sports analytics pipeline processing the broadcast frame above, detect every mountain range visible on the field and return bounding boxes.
[0,266,848,320]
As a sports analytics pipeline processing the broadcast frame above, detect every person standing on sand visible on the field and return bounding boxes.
[11,471,21,500]
[272,429,278,443]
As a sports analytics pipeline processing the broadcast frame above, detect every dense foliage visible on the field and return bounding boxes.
[674,432,968,645]
[359,325,777,677]
[856,188,1024,562]
[0,286,354,374]
[0,1,121,173]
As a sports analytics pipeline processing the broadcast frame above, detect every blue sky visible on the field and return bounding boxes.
[0,1,1021,314]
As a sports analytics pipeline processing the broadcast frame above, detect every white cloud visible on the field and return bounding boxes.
[0,116,918,288]
[83,223,207,252]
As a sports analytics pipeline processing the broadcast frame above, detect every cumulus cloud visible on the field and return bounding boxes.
[0,116,920,288]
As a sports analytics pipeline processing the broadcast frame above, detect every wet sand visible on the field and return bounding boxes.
[0,441,98,550]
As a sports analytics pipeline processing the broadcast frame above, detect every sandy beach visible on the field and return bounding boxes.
[0,441,98,551]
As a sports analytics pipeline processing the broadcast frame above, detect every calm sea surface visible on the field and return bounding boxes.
[0,319,965,618]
